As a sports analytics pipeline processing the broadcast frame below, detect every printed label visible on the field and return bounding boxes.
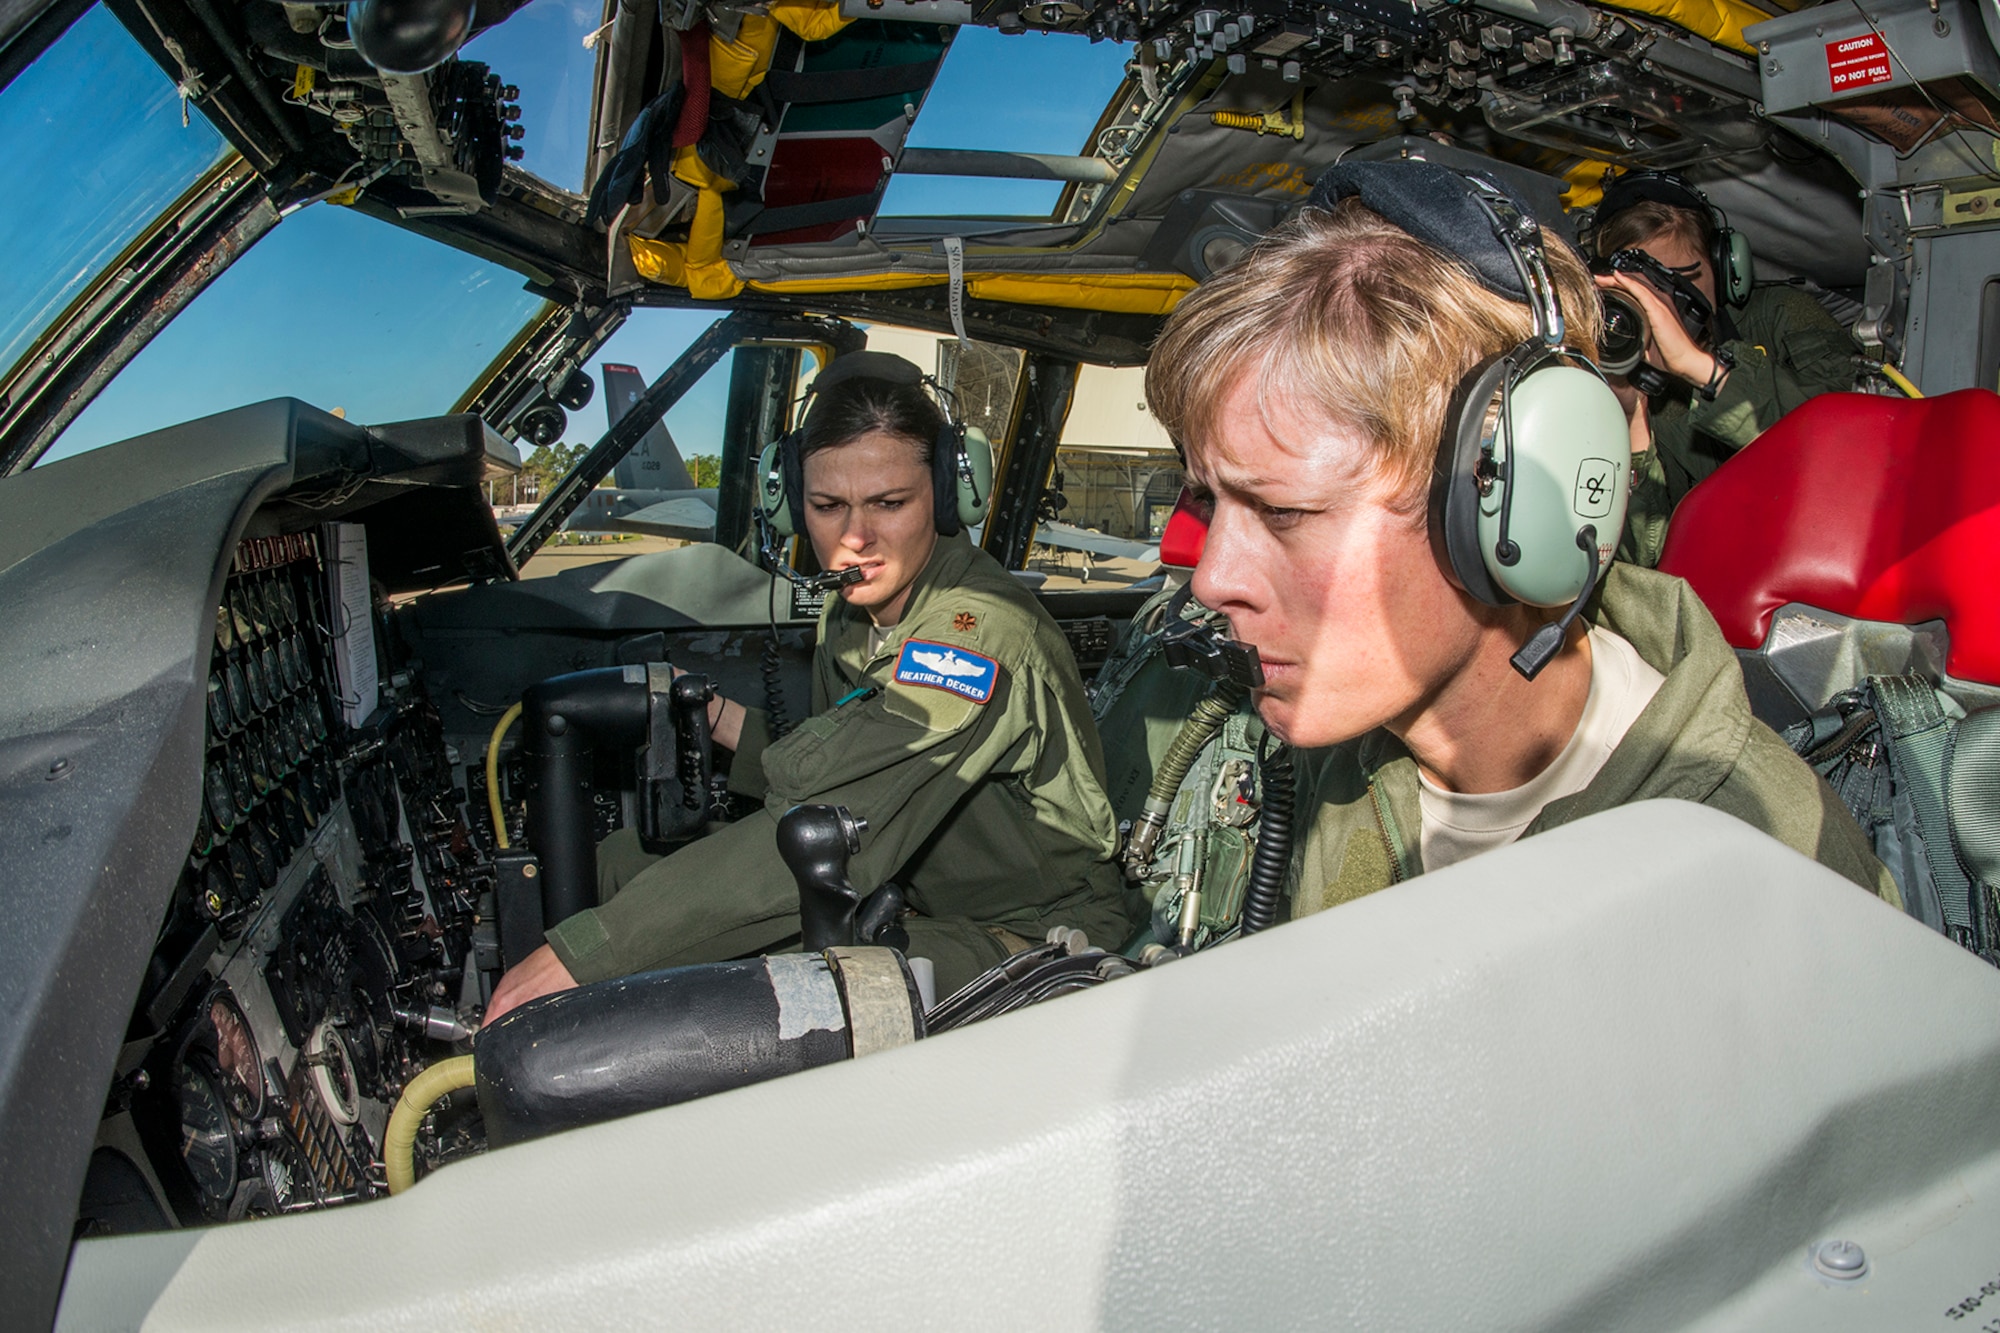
[894,639,999,705]
[1827,32,1894,91]
[1574,458,1619,519]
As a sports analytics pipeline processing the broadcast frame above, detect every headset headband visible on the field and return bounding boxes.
[1308,161,1568,344]
[1595,170,1719,239]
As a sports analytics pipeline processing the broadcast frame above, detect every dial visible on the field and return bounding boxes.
[206,990,265,1120]
[241,733,270,797]
[276,577,299,628]
[223,839,257,905]
[245,652,270,713]
[225,745,253,814]
[174,1061,238,1212]
[206,671,234,739]
[228,587,255,645]
[214,600,236,653]
[241,818,278,889]
[277,638,301,692]
[260,646,283,702]
[204,763,236,834]
[224,662,252,727]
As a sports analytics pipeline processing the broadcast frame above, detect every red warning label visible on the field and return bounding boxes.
[1826,32,1894,91]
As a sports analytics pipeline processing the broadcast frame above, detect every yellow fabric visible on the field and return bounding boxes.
[1561,159,1615,210]
[751,273,951,295]
[967,271,1195,315]
[710,14,782,99]
[770,0,853,41]
[1594,0,1762,54]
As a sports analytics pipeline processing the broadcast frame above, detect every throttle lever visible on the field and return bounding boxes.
[777,804,870,951]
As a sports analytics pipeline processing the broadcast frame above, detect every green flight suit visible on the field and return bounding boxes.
[1287,563,1902,917]
[545,535,1136,995]
[1622,286,1856,568]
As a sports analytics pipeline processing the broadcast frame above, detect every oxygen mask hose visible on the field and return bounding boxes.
[1124,682,1246,876]
[1240,743,1295,936]
[485,703,523,849]
[384,1055,477,1194]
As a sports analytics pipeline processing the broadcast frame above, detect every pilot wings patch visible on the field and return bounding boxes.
[893,639,999,705]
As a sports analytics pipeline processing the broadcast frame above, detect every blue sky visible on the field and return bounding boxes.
[18,4,1127,464]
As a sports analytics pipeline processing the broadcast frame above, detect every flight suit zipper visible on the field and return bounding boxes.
[1366,772,1412,885]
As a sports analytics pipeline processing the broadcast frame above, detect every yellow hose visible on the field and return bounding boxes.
[384,1055,477,1195]
[1879,363,1924,398]
[486,702,522,850]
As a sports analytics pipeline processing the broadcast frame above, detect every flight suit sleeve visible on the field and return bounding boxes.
[757,654,1034,894]
[1685,290,1856,450]
[1618,443,1675,569]
[727,704,775,801]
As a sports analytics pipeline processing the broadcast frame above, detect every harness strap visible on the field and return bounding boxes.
[1949,707,2000,886]
[1871,674,1973,935]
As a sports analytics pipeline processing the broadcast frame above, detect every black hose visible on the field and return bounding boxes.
[1240,744,1294,936]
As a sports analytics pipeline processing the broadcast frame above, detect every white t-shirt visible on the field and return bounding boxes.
[1418,626,1665,871]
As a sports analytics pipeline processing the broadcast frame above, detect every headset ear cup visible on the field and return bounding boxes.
[1428,353,1516,608]
[958,426,994,529]
[781,433,807,536]
[1722,229,1754,307]
[931,425,962,537]
[1479,362,1630,606]
[757,440,796,538]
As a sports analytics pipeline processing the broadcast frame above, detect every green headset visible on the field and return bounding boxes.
[756,351,994,540]
[1308,161,1631,680]
[1593,170,1754,309]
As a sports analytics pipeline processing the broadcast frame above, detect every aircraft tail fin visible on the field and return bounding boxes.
[603,363,697,491]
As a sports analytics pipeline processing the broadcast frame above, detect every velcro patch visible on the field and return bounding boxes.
[894,639,999,705]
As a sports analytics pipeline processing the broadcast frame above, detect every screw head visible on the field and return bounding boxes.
[1811,1238,1868,1280]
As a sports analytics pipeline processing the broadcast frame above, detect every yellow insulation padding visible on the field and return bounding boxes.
[968,271,1195,316]
[1561,159,1615,210]
[750,272,951,295]
[1594,0,1763,54]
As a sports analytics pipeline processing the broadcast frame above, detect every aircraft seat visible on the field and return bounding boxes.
[1157,487,1208,569]
[1657,389,2000,686]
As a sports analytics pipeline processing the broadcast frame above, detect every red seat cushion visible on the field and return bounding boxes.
[1159,488,1210,569]
[1657,389,2000,685]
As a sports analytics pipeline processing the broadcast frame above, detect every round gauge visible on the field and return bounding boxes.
[241,818,278,889]
[304,1020,361,1126]
[228,587,255,644]
[260,646,283,701]
[308,697,328,742]
[173,1061,238,1211]
[206,671,233,739]
[242,733,270,797]
[263,798,296,857]
[277,578,299,627]
[214,601,236,653]
[224,838,257,904]
[205,763,237,834]
[293,775,321,832]
[261,726,288,783]
[245,653,270,713]
[278,783,310,846]
[252,1136,313,1215]
[224,661,251,727]
[200,861,233,921]
[224,746,253,815]
[257,579,283,636]
[206,990,265,1120]
[276,639,299,692]
[289,633,313,686]
[246,581,271,640]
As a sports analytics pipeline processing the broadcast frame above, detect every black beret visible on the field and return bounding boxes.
[1307,159,1546,304]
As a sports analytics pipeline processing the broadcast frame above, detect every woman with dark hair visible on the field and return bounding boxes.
[488,353,1135,1020]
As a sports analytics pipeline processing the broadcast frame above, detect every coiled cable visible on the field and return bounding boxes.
[1240,740,1295,936]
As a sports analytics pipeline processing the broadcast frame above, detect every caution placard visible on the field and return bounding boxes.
[1827,32,1894,92]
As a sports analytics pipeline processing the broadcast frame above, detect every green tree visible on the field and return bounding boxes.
[518,441,587,501]
[688,454,722,488]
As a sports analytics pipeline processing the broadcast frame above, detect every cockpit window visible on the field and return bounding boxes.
[458,0,598,193]
[42,203,545,463]
[877,29,1131,219]
[0,5,229,381]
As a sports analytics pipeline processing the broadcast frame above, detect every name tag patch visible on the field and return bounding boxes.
[894,639,998,704]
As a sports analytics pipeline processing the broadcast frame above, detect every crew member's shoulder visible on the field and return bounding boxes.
[906,543,1059,668]
[1743,283,1846,333]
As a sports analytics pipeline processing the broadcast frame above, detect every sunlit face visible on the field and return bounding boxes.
[802,430,938,627]
[1636,232,1717,314]
[1187,373,1494,748]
